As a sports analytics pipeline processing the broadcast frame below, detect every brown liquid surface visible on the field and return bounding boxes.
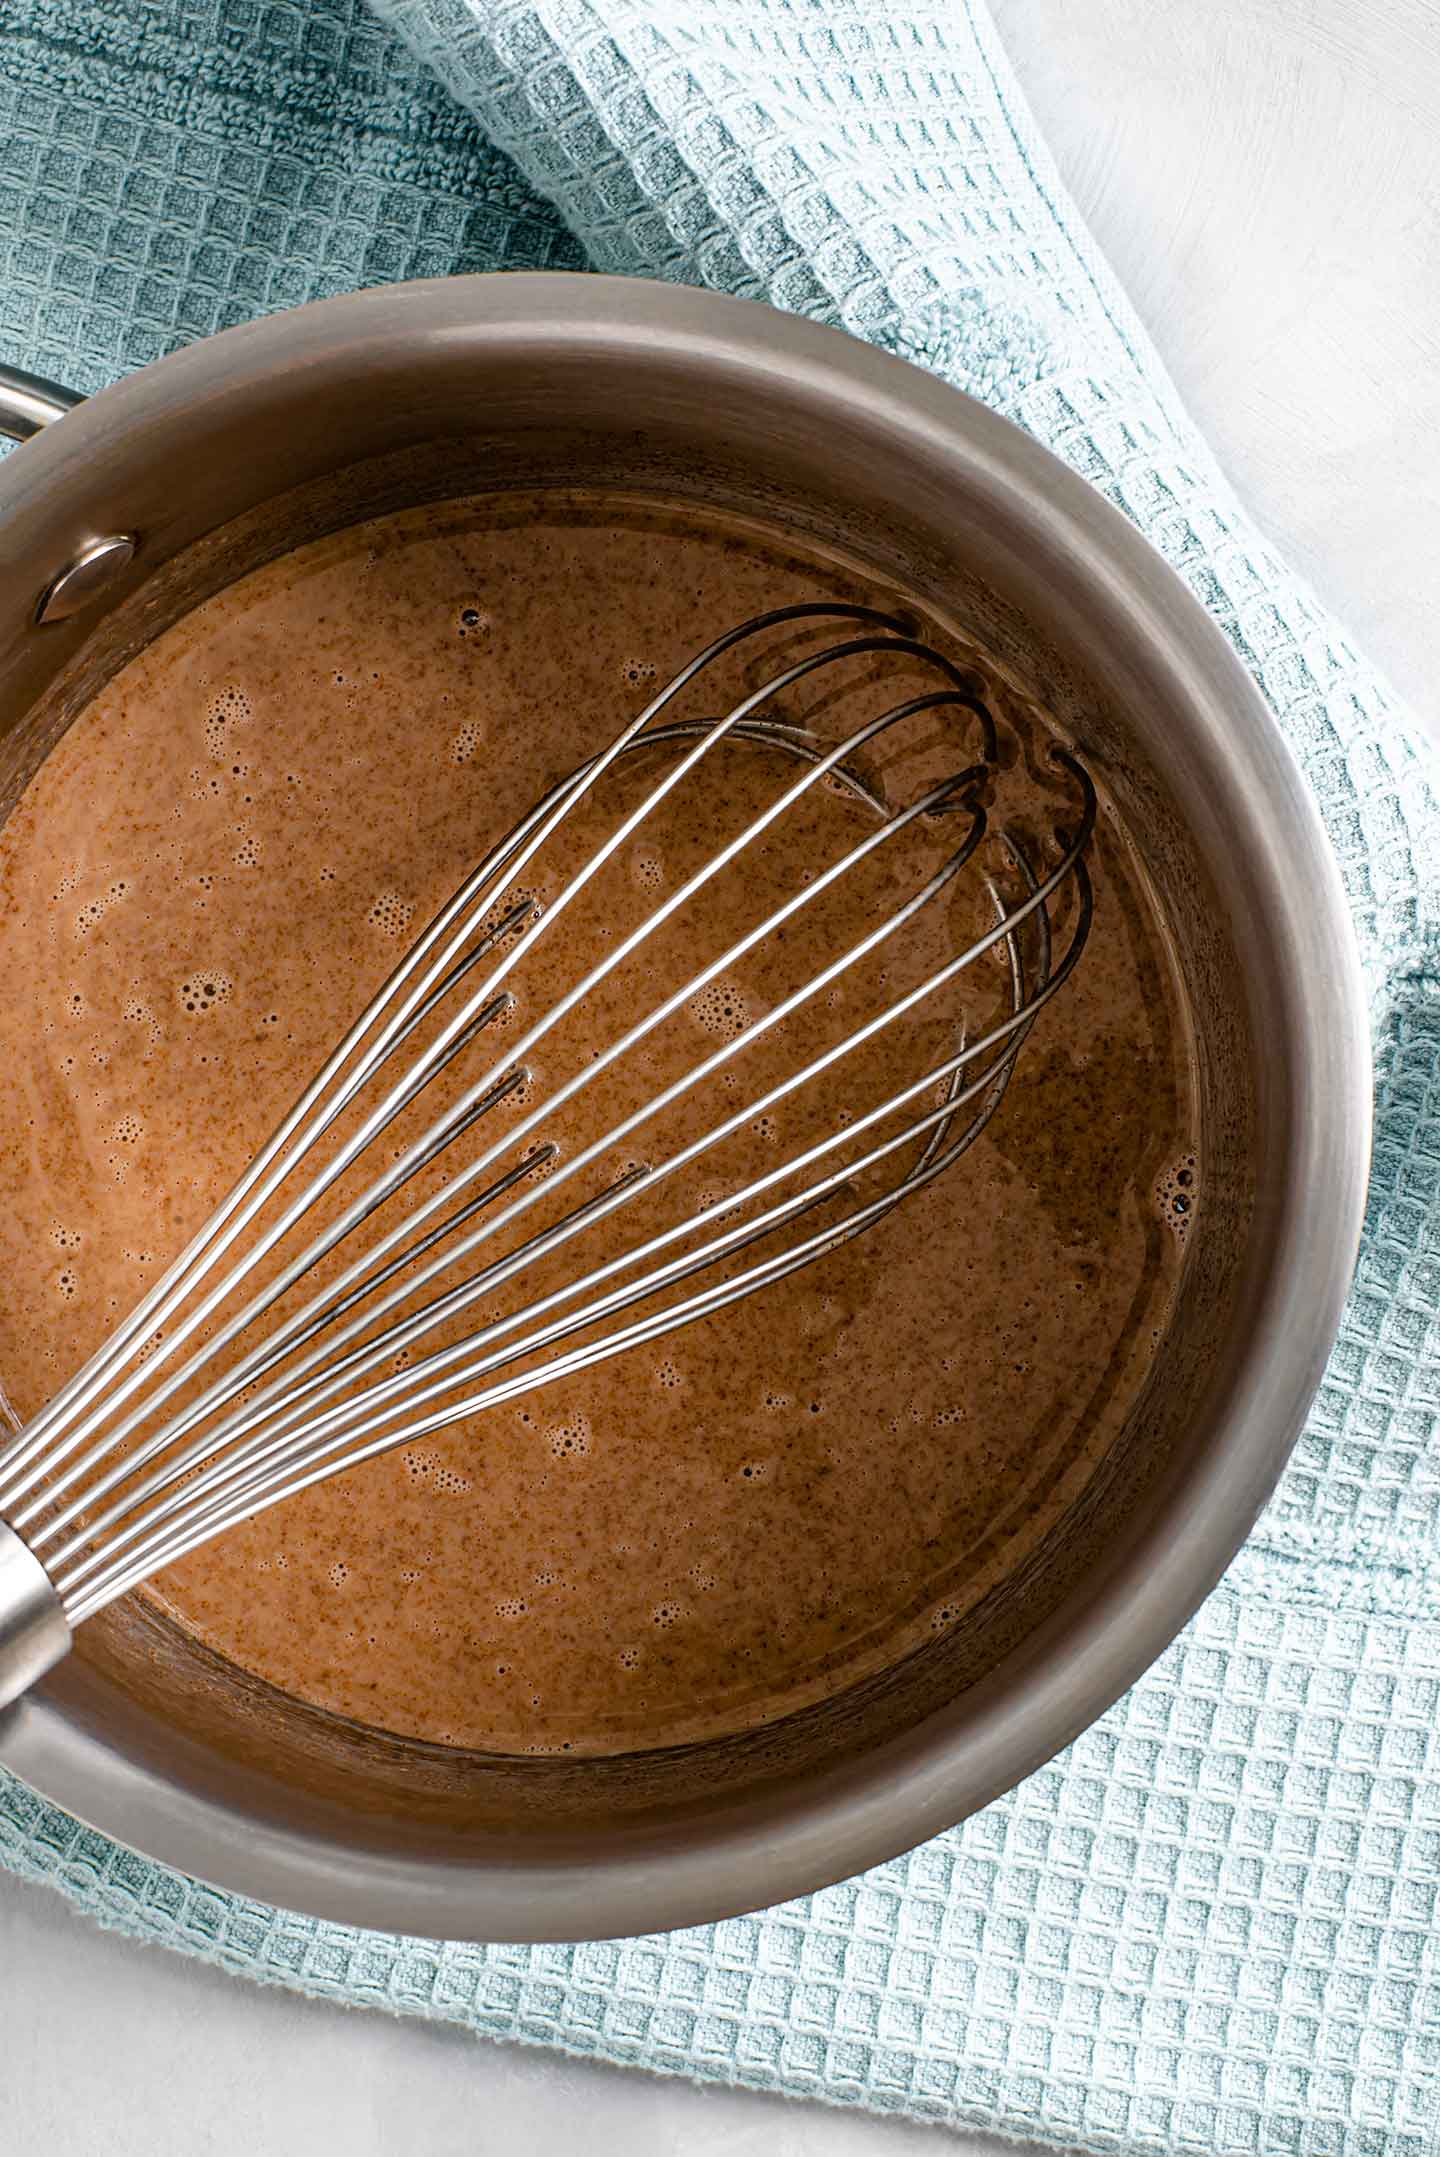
[0,495,1194,1754]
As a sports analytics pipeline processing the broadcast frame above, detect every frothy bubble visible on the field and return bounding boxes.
[1154,1151,1198,1239]
[74,878,130,937]
[400,1445,472,1495]
[450,718,485,765]
[547,1412,591,1460]
[367,891,415,939]
[123,995,164,1045]
[204,685,252,761]
[207,686,251,726]
[688,977,750,1041]
[178,972,232,1016]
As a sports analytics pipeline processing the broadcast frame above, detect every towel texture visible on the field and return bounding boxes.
[4,4,1440,2151]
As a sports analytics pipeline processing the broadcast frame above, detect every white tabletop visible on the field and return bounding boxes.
[5,3,1437,2150]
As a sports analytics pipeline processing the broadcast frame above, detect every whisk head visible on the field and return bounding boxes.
[0,601,1094,1702]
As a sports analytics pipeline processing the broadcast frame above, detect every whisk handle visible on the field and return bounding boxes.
[0,1521,70,1709]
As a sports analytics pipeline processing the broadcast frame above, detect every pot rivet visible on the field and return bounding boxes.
[35,534,138,626]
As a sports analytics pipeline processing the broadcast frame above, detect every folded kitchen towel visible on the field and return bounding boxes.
[4,3,1440,2152]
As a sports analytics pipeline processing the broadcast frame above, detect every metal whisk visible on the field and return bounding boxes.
[0,602,1094,1708]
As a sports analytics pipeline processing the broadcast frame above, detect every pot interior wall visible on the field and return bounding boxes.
[2,380,1256,1863]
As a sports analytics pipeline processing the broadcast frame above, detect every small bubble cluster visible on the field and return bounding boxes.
[457,607,489,637]
[630,850,665,892]
[655,1359,682,1391]
[688,977,750,1041]
[178,972,232,1015]
[111,1113,143,1146]
[621,657,657,688]
[450,718,485,764]
[547,1412,591,1460]
[234,831,261,869]
[204,684,252,758]
[1155,1151,1198,1239]
[75,878,129,936]
[123,995,164,1045]
[651,1599,686,1629]
[368,891,415,939]
[55,1268,77,1300]
[50,1222,82,1251]
[400,1445,472,1495]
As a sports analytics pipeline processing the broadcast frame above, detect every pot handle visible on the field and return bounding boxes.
[0,363,83,443]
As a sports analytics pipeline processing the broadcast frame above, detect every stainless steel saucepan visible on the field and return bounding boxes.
[0,275,1370,1941]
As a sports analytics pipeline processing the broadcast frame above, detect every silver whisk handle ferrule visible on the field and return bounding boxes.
[0,1520,70,1709]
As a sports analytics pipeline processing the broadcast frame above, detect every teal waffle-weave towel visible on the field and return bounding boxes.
[4,3,1440,2152]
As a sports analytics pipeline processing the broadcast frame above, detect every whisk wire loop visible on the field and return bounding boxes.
[0,605,1096,1685]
